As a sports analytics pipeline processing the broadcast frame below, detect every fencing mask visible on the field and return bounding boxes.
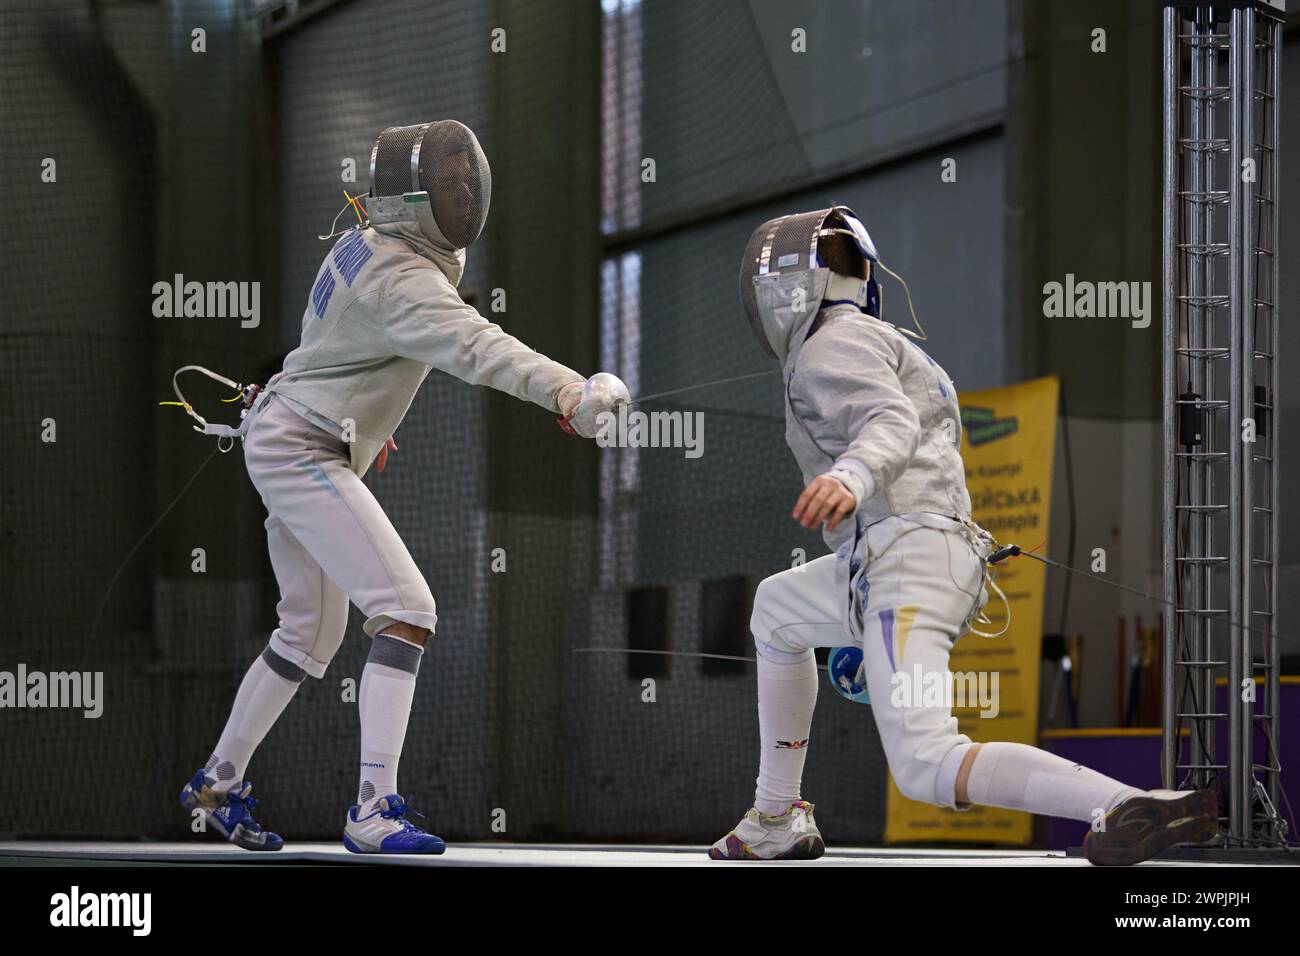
[738,205,880,362]
[366,120,492,250]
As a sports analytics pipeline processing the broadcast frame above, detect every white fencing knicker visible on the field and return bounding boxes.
[750,514,991,810]
[241,393,438,679]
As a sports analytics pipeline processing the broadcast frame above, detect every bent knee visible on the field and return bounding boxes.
[364,606,437,641]
[885,735,969,808]
[268,625,345,680]
[889,758,945,807]
[380,621,431,647]
[750,574,791,646]
[751,608,811,665]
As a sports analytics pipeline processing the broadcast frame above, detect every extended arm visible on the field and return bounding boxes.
[382,264,584,413]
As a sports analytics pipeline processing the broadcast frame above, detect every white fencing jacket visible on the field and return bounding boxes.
[784,302,974,555]
[266,220,584,476]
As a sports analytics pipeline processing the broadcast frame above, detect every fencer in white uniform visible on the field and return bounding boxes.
[178,121,621,854]
[711,206,1216,865]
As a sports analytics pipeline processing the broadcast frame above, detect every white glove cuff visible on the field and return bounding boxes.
[826,460,876,508]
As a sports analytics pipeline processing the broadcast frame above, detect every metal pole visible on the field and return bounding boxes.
[1191,6,1212,793]
[1267,12,1282,829]
[1227,6,1247,841]
[1161,4,1179,790]
[1199,6,1218,793]
[1240,5,1258,842]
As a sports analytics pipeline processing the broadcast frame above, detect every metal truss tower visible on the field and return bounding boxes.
[1162,0,1285,848]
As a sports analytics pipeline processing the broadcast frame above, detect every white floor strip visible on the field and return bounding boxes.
[0,841,1244,866]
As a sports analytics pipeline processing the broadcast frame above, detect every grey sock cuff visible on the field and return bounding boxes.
[261,646,309,683]
[369,632,424,675]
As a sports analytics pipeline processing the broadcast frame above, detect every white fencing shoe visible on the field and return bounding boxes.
[708,800,825,860]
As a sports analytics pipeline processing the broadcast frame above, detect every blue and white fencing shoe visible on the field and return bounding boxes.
[179,769,284,851]
[343,794,445,855]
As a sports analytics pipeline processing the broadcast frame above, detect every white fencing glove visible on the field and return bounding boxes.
[557,373,630,439]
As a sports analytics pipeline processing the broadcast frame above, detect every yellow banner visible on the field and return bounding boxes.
[884,375,1059,845]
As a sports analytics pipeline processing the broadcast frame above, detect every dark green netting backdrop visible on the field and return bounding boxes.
[1,0,1017,843]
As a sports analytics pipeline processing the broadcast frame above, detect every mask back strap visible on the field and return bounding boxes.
[875,262,927,341]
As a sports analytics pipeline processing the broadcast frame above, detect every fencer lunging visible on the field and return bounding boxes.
[711,205,1216,865]
[179,120,622,854]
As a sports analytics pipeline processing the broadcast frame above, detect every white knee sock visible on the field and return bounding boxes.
[963,741,1144,823]
[754,652,819,815]
[357,633,424,812]
[207,649,306,793]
